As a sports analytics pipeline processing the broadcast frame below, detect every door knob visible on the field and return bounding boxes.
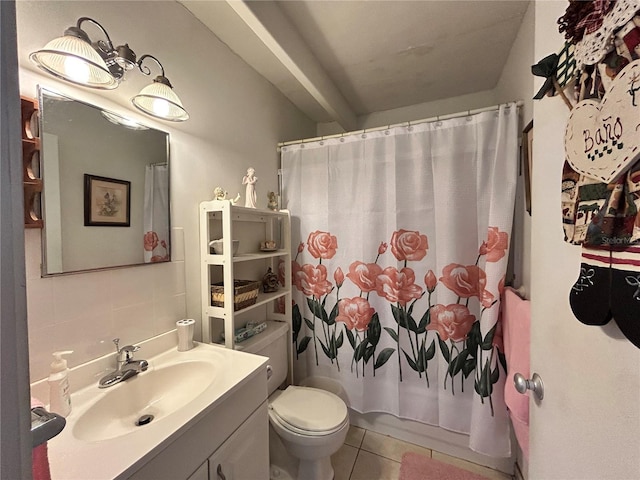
[514,372,544,400]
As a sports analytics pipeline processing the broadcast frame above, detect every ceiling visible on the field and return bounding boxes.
[180,0,531,130]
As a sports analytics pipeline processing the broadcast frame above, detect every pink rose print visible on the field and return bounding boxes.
[297,242,305,254]
[275,296,286,314]
[428,304,476,342]
[481,289,495,308]
[390,229,428,262]
[334,267,345,288]
[440,264,487,299]
[307,231,338,260]
[336,297,375,332]
[278,261,286,286]
[498,276,506,295]
[347,261,383,293]
[424,270,437,293]
[291,261,303,290]
[479,227,509,262]
[144,231,159,251]
[375,267,424,306]
[295,264,333,298]
[378,242,388,255]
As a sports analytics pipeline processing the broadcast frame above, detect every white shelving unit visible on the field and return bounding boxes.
[199,200,292,351]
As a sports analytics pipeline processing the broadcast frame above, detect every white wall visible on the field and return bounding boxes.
[530,2,640,479]
[18,1,315,384]
[317,89,497,136]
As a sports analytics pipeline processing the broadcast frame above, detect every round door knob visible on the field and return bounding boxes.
[514,372,544,400]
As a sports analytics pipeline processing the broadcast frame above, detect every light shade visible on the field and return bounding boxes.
[131,79,189,122]
[30,35,117,89]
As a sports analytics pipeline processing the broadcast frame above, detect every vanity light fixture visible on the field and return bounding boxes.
[30,17,189,122]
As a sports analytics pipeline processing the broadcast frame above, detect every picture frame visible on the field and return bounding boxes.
[84,174,131,226]
[522,120,533,215]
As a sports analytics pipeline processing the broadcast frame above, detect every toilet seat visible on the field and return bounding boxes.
[269,386,348,436]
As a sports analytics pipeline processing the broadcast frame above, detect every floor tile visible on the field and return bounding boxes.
[331,444,358,480]
[360,430,432,463]
[345,425,366,448]
[350,450,401,480]
[432,451,513,480]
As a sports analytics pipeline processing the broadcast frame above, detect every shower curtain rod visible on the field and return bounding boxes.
[277,100,523,150]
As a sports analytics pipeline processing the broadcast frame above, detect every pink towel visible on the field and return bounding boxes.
[500,287,530,460]
[31,397,52,480]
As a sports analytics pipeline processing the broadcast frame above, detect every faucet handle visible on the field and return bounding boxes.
[120,344,140,362]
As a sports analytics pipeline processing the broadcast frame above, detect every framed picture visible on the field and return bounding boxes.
[84,174,131,226]
[522,120,533,215]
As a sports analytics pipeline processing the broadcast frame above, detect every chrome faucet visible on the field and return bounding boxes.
[98,338,149,388]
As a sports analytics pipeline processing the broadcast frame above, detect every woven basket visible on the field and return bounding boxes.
[211,280,260,311]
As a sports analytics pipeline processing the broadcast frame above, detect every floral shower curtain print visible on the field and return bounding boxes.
[143,164,170,262]
[281,104,519,457]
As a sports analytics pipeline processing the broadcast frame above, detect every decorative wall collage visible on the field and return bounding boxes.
[534,0,640,348]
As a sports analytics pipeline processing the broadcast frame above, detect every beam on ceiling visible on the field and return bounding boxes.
[226,0,357,131]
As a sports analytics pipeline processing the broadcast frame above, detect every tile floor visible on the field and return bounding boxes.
[331,426,514,480]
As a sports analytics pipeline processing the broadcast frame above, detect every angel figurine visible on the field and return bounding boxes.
[242,167,258,208]
[213,187,240,205]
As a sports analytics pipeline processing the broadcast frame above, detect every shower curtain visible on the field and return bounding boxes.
[143,164,170,263]
[281,104,518,457]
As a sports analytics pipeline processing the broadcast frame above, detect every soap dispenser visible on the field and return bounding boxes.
[48,351,73,417]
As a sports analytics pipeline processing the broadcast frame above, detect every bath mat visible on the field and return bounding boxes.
[399,453,490,480]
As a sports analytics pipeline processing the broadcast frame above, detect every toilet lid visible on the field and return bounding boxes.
[270,386,347,433]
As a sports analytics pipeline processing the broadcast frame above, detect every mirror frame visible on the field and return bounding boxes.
[38,86,172,276]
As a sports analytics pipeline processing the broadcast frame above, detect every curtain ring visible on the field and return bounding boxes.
[361,129,367,139]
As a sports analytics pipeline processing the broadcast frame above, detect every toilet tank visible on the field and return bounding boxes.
[235,321,289,395]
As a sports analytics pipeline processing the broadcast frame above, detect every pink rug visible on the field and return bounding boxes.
[399,453,490,480]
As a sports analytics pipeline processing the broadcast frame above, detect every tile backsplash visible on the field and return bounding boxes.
[25,228,187,382]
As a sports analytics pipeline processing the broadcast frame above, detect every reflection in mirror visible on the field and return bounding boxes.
[38,87,171,275]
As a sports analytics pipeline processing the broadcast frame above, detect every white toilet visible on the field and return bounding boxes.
[240,321,349,480]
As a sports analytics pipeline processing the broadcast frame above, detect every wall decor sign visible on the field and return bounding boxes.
[564,59,640,184]
[84,174,131,226]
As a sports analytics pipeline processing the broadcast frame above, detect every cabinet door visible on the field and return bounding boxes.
[187,461,209,480]
[209,402,269,480]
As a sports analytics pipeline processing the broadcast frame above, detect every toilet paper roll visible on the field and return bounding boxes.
[176,319,195,352]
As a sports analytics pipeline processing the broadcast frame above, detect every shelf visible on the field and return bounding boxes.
[201,201,289,221]
[204,250,289,265]
[204,288,291,318]
[211,320,289,351]
[200,199,291,354]
[21,97,42,229]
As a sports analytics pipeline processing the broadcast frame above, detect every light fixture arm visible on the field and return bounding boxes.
[137,54,172,88]
[75,17,116,59]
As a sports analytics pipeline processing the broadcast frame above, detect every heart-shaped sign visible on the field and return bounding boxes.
[565,59,640,184]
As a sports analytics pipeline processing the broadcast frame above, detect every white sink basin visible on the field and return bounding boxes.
[73,360,217,442]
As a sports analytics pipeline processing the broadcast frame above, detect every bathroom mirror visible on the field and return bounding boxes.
[38,87,171,275]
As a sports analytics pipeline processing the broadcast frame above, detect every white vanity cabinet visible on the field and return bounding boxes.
[206,401,269,480]
[186,402,269,480]
[127,366,269,480]
[199,200,292,350]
